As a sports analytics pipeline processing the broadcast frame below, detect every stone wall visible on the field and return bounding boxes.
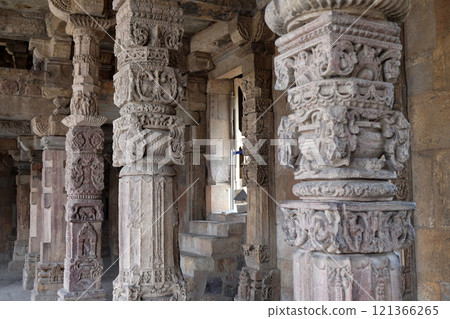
[405,0,450,301]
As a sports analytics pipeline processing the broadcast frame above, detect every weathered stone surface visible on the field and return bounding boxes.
[293,250,403,301]
[8,166,31,273]
[112,0,186,301]
[32,140,66,301]
[56,10,111,301]
[266,0,414,301]
[23,156,43,290]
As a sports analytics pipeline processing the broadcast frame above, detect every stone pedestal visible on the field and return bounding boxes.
[9,164,30,273]
[32,136,66,301]
[264,1,415,301]
[113,168,186,300]
[23,157,43,290]
[112,0,187,301]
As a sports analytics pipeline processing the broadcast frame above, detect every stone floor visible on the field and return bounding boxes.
[0,258,119,301]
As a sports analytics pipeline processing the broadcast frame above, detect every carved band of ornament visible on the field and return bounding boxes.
[113,65,183,108]
[66,154,104,194]
[242,70,272,98]
[237,268,278,301]
[113,113,184,167]
[265,0,411,36]
[117,267,183,286]
[243,244,270,264]
[119,103,176,116]
[274,12,401,54]
[68,127,104,153]
[69,15,111,32]
[274,40,402,91]
[287,80,394,111]
[36,262,64,284]
[278,106,410,176]
[68,202,104,222]
[114,267,186,301]
[116,47,169,69]
[0,120,31,137]
[70,90,99,116]
[242,98,273,115]
[67,257,103,291]
[115,0,183,21]
[73,55,101,66]
[242,161,268,186]
[281,202,415,254]
[293,180,398,201]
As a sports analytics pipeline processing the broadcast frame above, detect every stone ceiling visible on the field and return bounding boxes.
[0,0,261,35]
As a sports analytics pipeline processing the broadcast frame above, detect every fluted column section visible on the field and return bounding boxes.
[112,0,186,301]
[265,0,415,301]
[57,14,111,301]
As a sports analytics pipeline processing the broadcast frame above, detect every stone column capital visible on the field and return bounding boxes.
[265,0,411,36]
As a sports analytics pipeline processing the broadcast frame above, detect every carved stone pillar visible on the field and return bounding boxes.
[8,158,31,273]
[31,135,66,301]
[112,0,186,301]
[265,1,415,301]
[23,143,43,290]
[55,14,111,301]
[230,12,281,301]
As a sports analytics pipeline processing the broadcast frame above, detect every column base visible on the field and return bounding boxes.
[57,288,106,301]
[23,253,40,290]
[8,240,28,272]
[31,290,59,301]
[32,262,64,301]
[293,250,402,301]
[235,267,280,301]
[113,269,187,301]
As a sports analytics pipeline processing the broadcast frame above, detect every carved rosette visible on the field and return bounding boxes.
[265,1,414,301]
[112,0,186,301]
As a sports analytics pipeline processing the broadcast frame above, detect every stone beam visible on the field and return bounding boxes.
[0,120,31,138]
[180,0,257,22]
[0,10,47,41]
[190,21,231,54]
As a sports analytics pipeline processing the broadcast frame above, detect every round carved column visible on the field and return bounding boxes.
[265,0,415,301]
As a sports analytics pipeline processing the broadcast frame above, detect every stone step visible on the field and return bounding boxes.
[189,220,245,237]
[180,251,241,276]
[180,251,215,277]
[208,212,247,223]
[179,233,242,256]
